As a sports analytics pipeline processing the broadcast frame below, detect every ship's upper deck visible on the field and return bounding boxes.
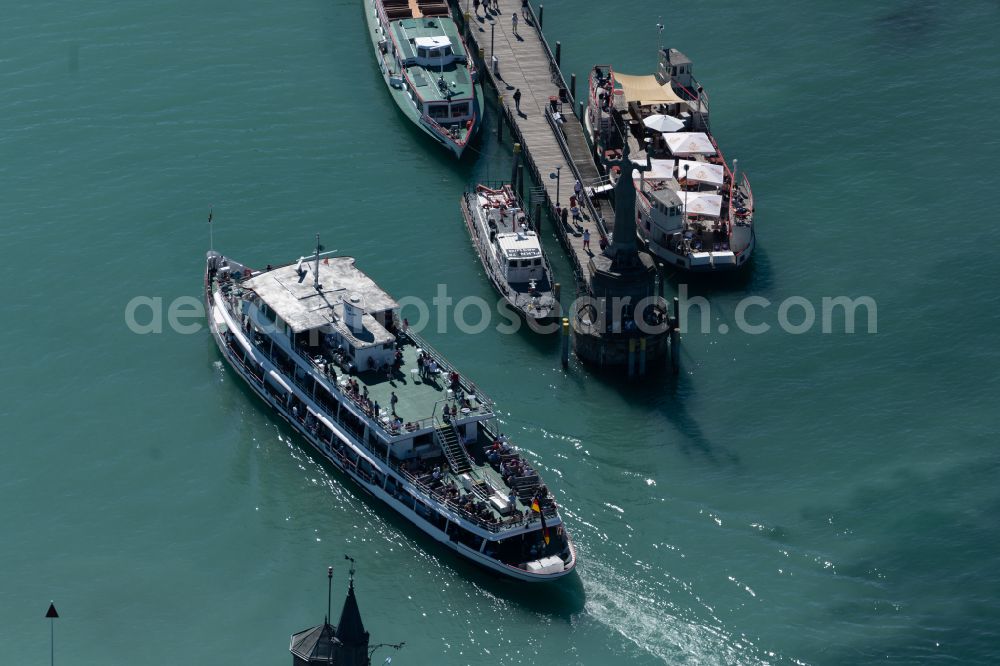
[243,257,397,336]
[390,17,474,104]
[237,258,495,435]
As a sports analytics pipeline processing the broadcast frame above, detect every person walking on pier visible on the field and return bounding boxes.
[511,11,519,36]
[583,228,591,251]
[522,0,530,21]
[513,88,522,113]
[574,179,583,200]
[473,0,481,18]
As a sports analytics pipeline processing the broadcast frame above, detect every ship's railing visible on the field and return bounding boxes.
[401,327,495,414]
[391,459,557,534]
[544,106,608,242]
[421,112,474,146]
[224,337,264,384]
[522,2,574,105]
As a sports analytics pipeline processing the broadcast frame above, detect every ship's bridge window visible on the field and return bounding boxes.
[417,47,428,58]
[508,260,517,268]
[533,258,542,266]
[520,260,531,267]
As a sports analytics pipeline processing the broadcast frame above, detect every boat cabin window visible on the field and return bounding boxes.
[533,258,542,266]
[451,102,469,117]
[418,46,452,59]
[508,260,517,268]
[520,260,531,268]
[428,104,449,120]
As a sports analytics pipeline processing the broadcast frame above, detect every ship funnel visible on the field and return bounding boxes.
[343,293,364,334]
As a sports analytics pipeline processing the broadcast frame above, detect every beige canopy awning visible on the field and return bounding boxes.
[614,73,685,106]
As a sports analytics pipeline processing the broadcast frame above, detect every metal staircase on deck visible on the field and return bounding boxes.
[434,422,472,475]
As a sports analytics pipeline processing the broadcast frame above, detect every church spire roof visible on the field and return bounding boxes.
[335,580,369,648]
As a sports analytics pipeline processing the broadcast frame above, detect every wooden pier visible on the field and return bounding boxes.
[452,0,678,375]
[454,0,612,293]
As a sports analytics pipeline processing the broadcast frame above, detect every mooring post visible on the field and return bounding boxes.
[670,329,680,372]
[511,142,521,188]
[555,41,561,67]
[534,202,542,231]
[639,337,647,377]
[628,338,636,378]
[516,164,524,198]
[561,317,570,367]
[578,99,584,120]
[570,73,576,104]
[673,296,680,331]
[497,94,504,143]
[538,4,544,29]
[553,282,561,302]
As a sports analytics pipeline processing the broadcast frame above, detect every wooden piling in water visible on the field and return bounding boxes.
[670,329,679,373]
[561,317,570,368]
[497,95,504,143]
[570,73,576,104]
[673,296,680,331]
[639,337,647,376]
[538,4,544,29]
[511,142,521,190]
[628,338,636,378]
[534,202,542,232]
[555,41,561,67]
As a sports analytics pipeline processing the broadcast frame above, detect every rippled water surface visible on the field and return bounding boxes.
[2,0,999,663]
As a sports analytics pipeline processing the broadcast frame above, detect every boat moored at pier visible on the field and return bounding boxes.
[585,47,755,272]
[461,184,559,324]
[204,241,575,581]
[363,0,483,158]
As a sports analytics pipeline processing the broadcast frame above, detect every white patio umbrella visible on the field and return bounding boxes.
[642,114,686,133]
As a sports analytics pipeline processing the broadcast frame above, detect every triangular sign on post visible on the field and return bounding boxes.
[46,603,59,618]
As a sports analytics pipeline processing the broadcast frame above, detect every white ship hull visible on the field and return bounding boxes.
[204,256,575,582]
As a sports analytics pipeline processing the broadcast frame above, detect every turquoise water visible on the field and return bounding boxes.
[3,0,1000,663]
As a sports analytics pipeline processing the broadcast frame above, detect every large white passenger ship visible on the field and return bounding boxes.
[204,241,575,581]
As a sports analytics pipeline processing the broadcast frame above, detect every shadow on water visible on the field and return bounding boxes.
[875,2,939,48]
[570,350,742,468]
[213,342,587,619]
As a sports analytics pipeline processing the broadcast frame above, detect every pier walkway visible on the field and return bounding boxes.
[455,0,612,296]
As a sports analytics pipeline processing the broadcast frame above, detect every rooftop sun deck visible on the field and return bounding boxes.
[341,335,494,429]
[391,18,473,103]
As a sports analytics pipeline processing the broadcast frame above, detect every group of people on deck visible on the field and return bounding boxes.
[416,351,440,379]
[341,378,405,431]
